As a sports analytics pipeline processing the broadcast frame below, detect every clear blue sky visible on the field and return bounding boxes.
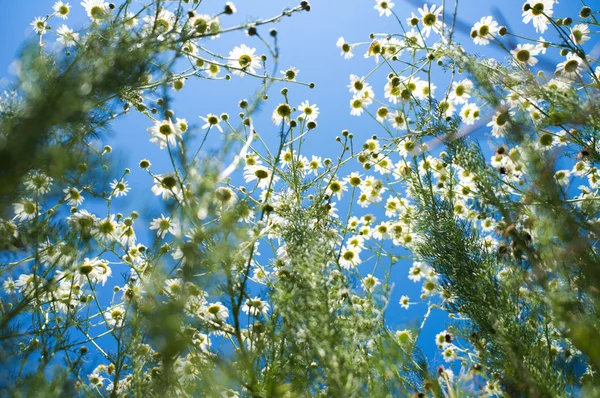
[2,0,584,373]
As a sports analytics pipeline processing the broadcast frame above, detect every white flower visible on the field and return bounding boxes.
[80,0,109,23]
[389,111,408,130]
[350,96,367,116]
[53,1,71,19]
[228,44,261,77]
[96,215,117,242]
[3,277,16,294]
[281,67,299,81]
[408,261,429,282]
[340,247,361,269]
[206,302,229,322]
[150,215,180,238]
[31,17,50,35]
[56,25,79,47]
[63,187,84,206]
[374,0,394,17]
[417,3,444,37]
[556,52,584,79]
[148,119,183,149]
[105,304,126,327]
[200,114,223,132]
[152,174,181,201]
[570,24,591,45]
[244,165,279,190]
[449,79,473,105]
[13,199,40,222]
[14,274,36,295]
[142,9,176,36]
[522,0,554,34]
[399,295,410,309]
[242,297,270,316]
[460,103,481,125]
[326,179,348,200]
[471,16,498,45]
[272,103,292,126]
[336,37,354,59]
[298,101,319,121]
[554,169,571,186]
[512,43,540,67]
[362,274,381,292]
[110,179,130,197]
[25,171,53,194]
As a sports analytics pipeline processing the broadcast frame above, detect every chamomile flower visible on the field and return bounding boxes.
[272,103,292,126]
[460,103,481,125]
[399,295,410,309]
[81,0,109,23]
[150,215,180,238]
[228,44,261,77]
[340,247,361,269]
[13,199,40,222]
[3,277,16,295]
[96,215,118,242]
[512,43,540,67]
[362,274,381,292]
[389,111,408,130]
[142,9,176,35]
[556,53,584,79]
[374,0,395,17]
[200,114,223,132]
[31,17,50,35]
[25,171,53,195]
[281,67,299,81]
[206,302,229,322]
[56,25,79,47]
[417,3,444,37]
[449,79,473,105]
[148,119,183,149]
[110,179,130,197]
[242,297,270,317]
[554,169,571,186]
[326,179,348,200]
[298,101,319,121]
[408,261,427,282]
[152,174,181,201]
[336,37,354,59]
[487,102,513,138]
[471,16,498,45]
[63,187,84,206]
[308,155,322,175]
[53,1,71,19]
[244,165,279,190]
[105,304,126,327]
[350,96,367,116]
[570,24,591,45]
[522,0,554,34]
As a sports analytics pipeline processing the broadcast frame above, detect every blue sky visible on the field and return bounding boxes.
[1,0,585,375]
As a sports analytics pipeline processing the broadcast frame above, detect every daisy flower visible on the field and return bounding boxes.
[148,119,183,149]
[228,44,261,77]
[417,3,444,37]
[244,165,279,190]
[281,67,299,81]
[150,214,180,238]
[326,179,348,200]
[570,24,591,45]
[272,103,292,126]
[80,0,109,23]
[53,2,71,19]
[96,215,117,242]
[350,96,367,116]
[110,179,130,197]
[460,103,480,125]
[336,37,354,59]
[374,0,395,17]
[13,199,40,222]
[298,101,319,121]
[308,155,322,175]
[521,0,554,34]
[449,79,472,105]
[340,247,361,269]
[31,17,50,35]
[389,111,408,130]
[200,114,223,132]
[555,53,584,79]
[399,295,410,309]
[25,171,53,194]
[56,25,79,47]
[142,9,176,35]
[242,297,270,317]
[471,16,498,45]
[362,274,381,292]
[63,187,84,206]
[206,302,229,322]
[554,169,571,186]
[3,277,16,295]
[105,304,126,327]
[152,174,181,201]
